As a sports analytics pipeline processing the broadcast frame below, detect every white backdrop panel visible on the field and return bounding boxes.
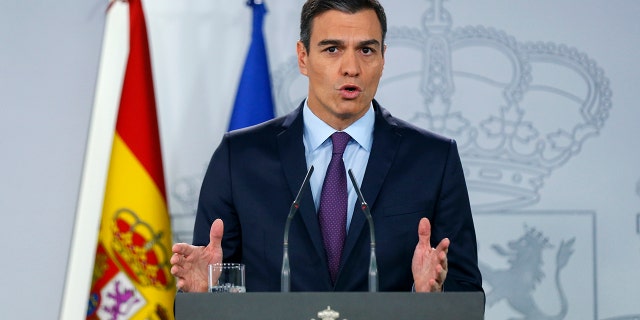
[146,1,640,319]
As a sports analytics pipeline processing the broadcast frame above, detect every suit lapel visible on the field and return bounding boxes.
[341,103,401,271]
[277,104,328,273]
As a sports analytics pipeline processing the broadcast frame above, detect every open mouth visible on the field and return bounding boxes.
[340,84,361,92]
[339,84,361,99]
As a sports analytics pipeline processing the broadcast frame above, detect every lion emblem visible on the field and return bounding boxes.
[480,226,575,320]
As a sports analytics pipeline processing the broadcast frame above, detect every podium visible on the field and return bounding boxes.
[175,292,485,319]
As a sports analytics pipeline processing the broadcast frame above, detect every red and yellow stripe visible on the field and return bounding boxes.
[88,0,174,319]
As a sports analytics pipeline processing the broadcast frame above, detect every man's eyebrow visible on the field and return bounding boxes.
[316,39,381,48]
[317,39,344,47]
[358,39,381,48]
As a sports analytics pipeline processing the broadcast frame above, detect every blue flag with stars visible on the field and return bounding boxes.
[228,0,275,131]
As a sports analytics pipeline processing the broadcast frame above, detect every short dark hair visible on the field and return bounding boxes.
[300,0,387,52]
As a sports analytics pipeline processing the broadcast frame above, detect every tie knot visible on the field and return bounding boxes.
[331,132,351,155]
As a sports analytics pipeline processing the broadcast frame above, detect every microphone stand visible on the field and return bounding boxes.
[281,166,314,292]
[348,169,378,292]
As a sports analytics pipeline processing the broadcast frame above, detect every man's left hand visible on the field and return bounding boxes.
[412,217,449,292]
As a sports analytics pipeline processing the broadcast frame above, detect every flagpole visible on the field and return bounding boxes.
[59,2,129,319]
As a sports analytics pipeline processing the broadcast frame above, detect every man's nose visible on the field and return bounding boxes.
[341,51,360,77]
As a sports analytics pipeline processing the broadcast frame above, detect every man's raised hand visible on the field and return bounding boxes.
[411,217,449,292]
[170,218,224,292]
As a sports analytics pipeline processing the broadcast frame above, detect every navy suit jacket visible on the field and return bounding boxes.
[193,100,483,292]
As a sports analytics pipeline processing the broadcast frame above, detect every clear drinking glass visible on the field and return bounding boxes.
[208,263,246,293]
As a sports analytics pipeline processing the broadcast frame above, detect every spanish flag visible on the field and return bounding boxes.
[86,0,174,319]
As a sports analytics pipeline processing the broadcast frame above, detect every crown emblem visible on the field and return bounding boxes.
[111,208,175,288]
[273,0,612,211]
[311,306,344,320]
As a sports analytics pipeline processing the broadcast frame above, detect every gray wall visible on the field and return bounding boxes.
[0,0,104,318]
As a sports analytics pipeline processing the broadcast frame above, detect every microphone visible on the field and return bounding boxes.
[348,169,378,292]
[281,165,314,292]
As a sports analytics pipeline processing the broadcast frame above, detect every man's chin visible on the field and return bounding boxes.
[332,106,369,125]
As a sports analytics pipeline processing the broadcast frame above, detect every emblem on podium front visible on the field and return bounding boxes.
[311,306,346,320]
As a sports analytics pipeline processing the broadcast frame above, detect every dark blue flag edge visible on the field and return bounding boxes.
[228,0,275,131]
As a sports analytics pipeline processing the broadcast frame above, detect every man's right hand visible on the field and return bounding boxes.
[170,218,224,292]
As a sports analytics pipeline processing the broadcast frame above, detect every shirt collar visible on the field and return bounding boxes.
[303,99,375,152]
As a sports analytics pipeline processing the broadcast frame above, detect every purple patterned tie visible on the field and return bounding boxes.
[318,131,351,284]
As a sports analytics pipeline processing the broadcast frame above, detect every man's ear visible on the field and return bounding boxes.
[296,41,308,76]
[381,44,387,73]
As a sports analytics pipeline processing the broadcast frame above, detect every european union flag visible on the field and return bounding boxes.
[228,0,275,131]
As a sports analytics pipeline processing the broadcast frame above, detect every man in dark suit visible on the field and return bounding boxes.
[171,0,483,293]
